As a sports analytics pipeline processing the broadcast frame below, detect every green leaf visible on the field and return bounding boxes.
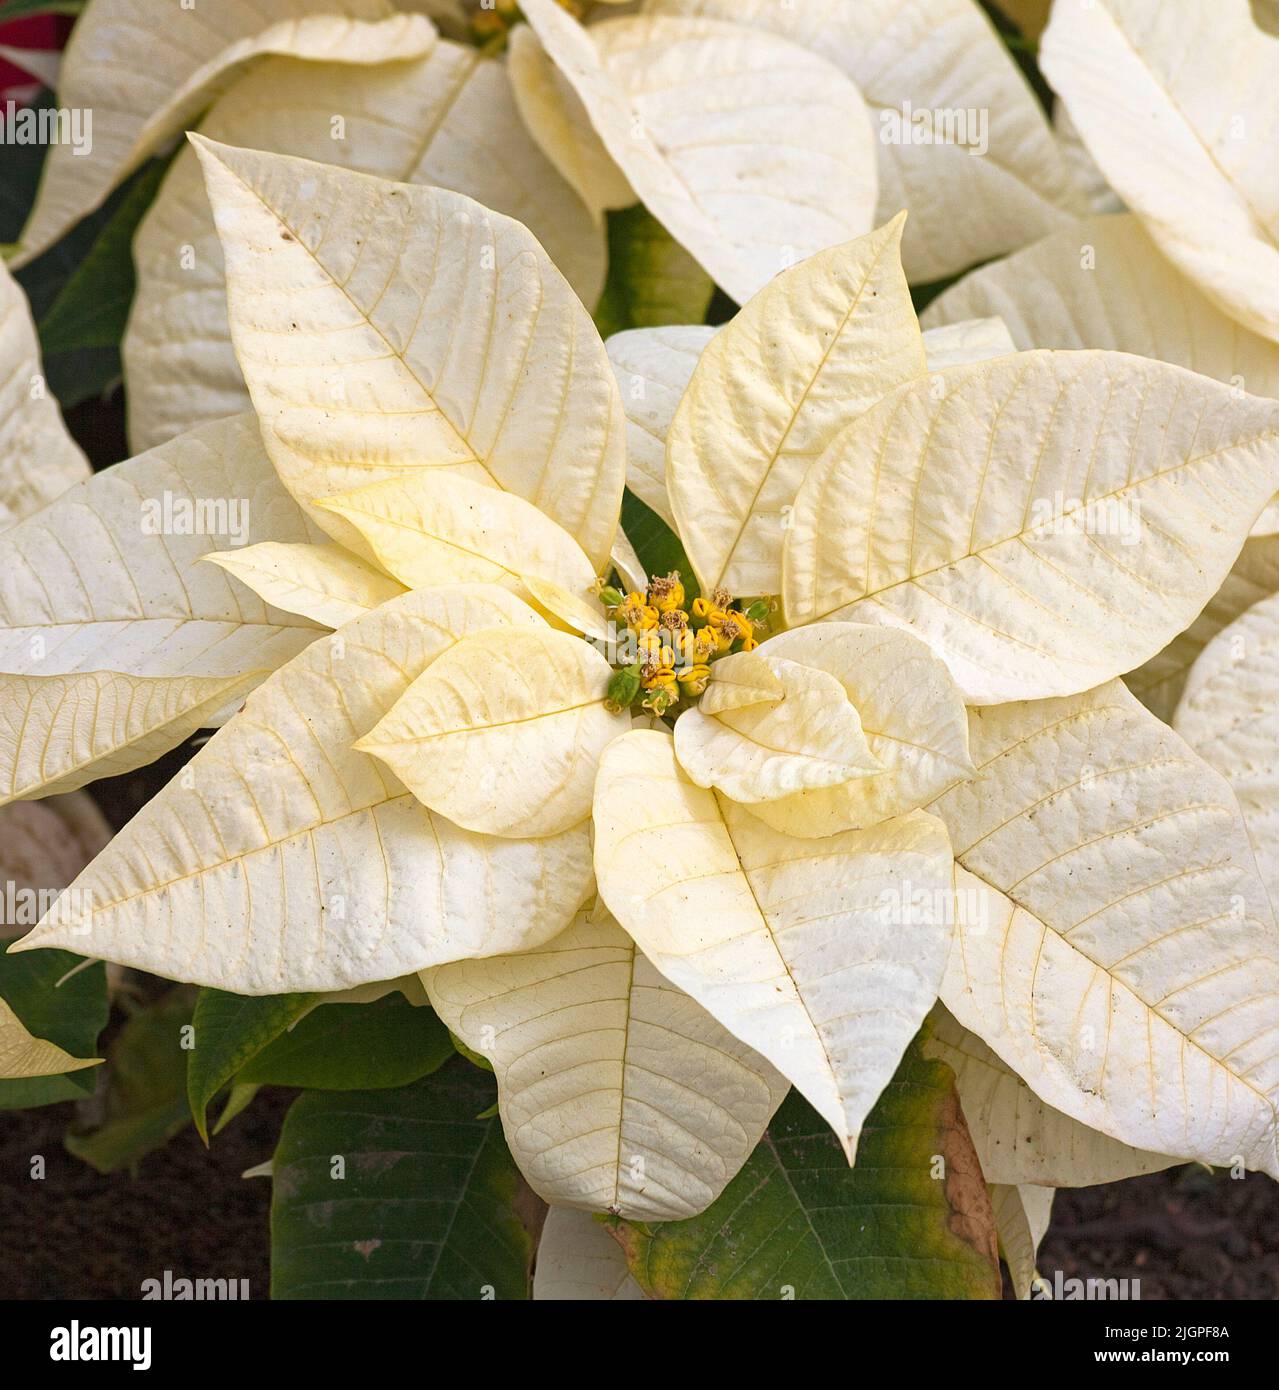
[271,1059,543,1299]
[0,948,107,1110]
[212,1081,259,1136]
[9,134,170,409]
[910,271,965,316]
[449,1030,494,1073]
[594,204,714,340]
[0,1,84,17]
[37,155,169,354]
[614,1032,1002,1299]
[621,488,699,601]
[0,91,55,248]
[65,988,194,1174]
[239,994,453,1091]
[186,987,315,1142]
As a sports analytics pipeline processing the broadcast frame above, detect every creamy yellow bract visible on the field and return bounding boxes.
[8,136,1279,1220]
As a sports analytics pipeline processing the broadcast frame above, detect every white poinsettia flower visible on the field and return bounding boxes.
[920,8,1279,995]
[8,143,1279,1215]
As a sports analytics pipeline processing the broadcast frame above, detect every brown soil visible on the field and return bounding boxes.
[0,1089,289,1300]
[1039,1166,1279,1301]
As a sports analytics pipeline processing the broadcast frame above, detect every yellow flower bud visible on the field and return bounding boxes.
[642,666,679,693]
[677,663,712,695]
[648,571,686,613]
[637,630,665,661]
[712,611,750,647]
[620,592,659,632]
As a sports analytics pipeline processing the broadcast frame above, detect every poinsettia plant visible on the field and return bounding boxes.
[2,0,1279,1303]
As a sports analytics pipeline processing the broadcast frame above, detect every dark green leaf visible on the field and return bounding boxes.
[594,204,714,339]
[239,993,453,1091]
[65,988,194,1173]
[186,987,315,1142]
[38,155,169,355]
[910,271,965,316]
[614,1032,1002,1299]
[620,488,699,601]
[0,947,106,1110]
[0,1,84,18]
[271,1059,543,1299]
[0,90,56,247]
[5,126,171,410]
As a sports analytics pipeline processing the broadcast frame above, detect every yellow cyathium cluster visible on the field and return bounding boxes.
[600,571,771,717]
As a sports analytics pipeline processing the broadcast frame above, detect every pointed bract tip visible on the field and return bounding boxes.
[881,208,909,241]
